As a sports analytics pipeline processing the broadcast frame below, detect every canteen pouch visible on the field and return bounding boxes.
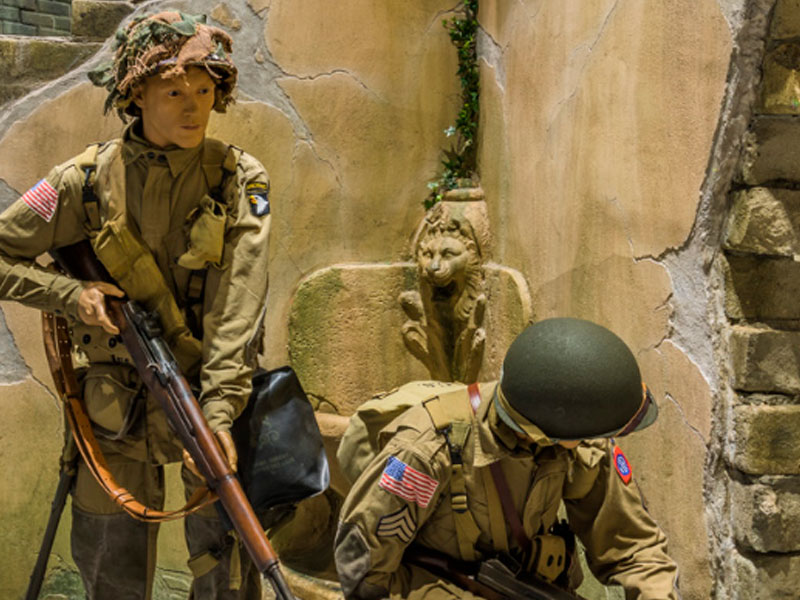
[229,367,330,530]
[80,363,144,440]
[177,195,227,270]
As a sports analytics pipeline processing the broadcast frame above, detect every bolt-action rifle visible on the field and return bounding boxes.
[46,239,295,600]
[406,545,588,600]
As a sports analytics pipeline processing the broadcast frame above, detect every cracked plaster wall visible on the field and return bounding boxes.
[0,0,462,596]
[0,0,775,598]
[474,1,756,599]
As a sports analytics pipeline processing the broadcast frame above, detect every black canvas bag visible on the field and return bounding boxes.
[229,366,330,528]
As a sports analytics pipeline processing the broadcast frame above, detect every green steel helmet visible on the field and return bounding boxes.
[88,11,238,119]
[496,318,658,441]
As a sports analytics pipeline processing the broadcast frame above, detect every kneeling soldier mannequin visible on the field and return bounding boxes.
[0,12,272,600]
[334,318,680,600]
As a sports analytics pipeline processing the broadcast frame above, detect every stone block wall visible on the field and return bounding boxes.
[0,0,71,36]
[0,0,131,105]
[721,0,800,594]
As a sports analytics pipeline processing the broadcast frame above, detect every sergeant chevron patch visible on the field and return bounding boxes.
[376,505,416,543]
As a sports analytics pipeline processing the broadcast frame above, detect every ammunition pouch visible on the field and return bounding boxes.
[92,218,202,375]
[529,533,567,584]
[177,195,227,270]
[80,363,145,440]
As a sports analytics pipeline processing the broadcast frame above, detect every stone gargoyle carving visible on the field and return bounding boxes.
[399,191,490,382]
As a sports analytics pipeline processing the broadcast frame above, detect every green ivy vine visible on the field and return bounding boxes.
[425,0,480,209]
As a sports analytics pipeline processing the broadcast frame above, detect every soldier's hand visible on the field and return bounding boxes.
[77,281,125,334]
[183,430,238,480]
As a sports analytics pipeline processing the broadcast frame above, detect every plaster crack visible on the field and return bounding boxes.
[665,392,707,445]
[425,3,462,35]
[545,0,620,135]
[477,26,506,91]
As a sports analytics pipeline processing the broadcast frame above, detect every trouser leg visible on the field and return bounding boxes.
[71,454,165,600]
[183,467,262,600]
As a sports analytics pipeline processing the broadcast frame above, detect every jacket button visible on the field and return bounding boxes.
[82,334,91,344]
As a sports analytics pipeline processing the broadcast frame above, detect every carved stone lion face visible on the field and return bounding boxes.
[417,230,470,293]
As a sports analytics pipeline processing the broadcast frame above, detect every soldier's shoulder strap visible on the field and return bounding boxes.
[201,138,241,202]
[422,385,483,562]
[74,142,103,230]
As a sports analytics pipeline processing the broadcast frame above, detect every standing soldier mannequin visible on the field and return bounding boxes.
[335,318,680,600]
[0,12,272,599]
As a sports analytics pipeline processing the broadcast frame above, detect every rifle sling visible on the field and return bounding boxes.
[42,311,217,522]
[467,384,532,557]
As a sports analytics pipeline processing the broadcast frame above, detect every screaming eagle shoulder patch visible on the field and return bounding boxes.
[379,456,439,509]
[613,445,633,485]
[376,505,416,543]
[21,179,58,222]
[246,182,270,217]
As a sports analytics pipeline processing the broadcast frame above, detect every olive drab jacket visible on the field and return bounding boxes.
[0,123,271,464]
[335,381,679,600]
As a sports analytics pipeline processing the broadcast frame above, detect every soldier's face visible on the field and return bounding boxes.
[133,67,216,149]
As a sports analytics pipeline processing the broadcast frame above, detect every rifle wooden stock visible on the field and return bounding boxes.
[50,240,295,600]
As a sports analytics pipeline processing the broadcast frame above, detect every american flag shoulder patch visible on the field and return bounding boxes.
[378,455,439,509]
[376,505,416,543]
[21,179,59,222]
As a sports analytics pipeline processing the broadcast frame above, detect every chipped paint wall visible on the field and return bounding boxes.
[0,0,780,599]
[475,1,739,599]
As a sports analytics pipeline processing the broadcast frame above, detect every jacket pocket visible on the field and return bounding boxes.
[81,363,144,440]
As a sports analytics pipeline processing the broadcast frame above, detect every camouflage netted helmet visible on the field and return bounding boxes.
[88,11,237,119]
[494,318,658,441]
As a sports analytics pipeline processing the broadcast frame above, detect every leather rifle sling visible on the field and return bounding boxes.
[467,383,532,557]
[42,311,217,522]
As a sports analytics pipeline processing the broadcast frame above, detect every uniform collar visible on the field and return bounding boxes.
[121,120,203,178]
[471,382,534,467]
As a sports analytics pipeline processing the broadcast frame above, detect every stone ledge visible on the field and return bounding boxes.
[725,187,800,257]
[732,477,800,551]
[733,405,800,475]
[740,116,800,184]
[724,254,800,320]
[0,36,100,85]
[734,550,800,599]
[71,0,133,40]
[771,0,800,39]
[730,325,800,393]
[759,43,800,115]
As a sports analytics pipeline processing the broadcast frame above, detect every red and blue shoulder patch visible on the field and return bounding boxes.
[613,444,633,485]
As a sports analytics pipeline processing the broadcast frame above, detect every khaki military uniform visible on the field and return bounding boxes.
[0,123,271,599]
[335,382,679,600]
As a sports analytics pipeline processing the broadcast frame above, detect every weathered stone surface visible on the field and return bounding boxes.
[731,477,800,552]
[0,38,100,88]
[0,83,122,193]
[724,187,800,257]
[288,263,531,417]
[724,254,800,320]
[733,405,800,474]
[733,551,800,599]
[210,3,241,30]
[730,326,800,393]
[0,378,66,599]
[0,306,28,384]
[759,43,800,114]
[71,0,134,39]
[741,116,800,184]
[771,0,800,39]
